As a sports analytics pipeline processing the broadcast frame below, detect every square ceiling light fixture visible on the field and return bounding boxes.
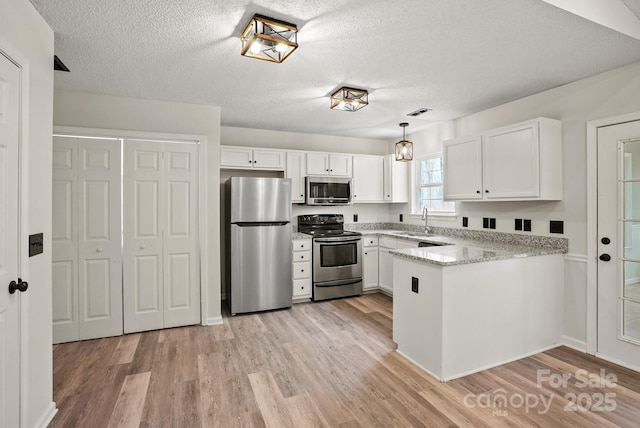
[395,122,414,161]
[330,87,369,111]
[240,14,298,63]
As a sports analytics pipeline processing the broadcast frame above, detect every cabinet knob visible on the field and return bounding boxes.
[301,269,304,272]
[476,190,480,194]
[330,169,333,172]
[387,195,390,197]
[300,194,304,197]
[485,190,489,193]
[365,252,368,255]
[326,169,329,172]
[96,247,103,253]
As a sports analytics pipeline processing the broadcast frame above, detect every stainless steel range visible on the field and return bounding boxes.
[298,214,362,301]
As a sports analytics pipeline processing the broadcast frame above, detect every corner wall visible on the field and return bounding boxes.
[0,0,55,425]
[53,90,223,324]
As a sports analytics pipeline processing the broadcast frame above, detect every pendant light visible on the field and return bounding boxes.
[395,122,413,161]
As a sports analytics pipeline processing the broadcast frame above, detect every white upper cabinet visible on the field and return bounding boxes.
[352,155,384,203]
[443,117,562,201]
[220,146,285,170]
[383,154,410,203]
[286,152,307,203]
[306,152,352,177]
[443,136,483,200]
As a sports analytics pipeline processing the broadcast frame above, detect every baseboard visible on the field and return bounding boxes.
[595,352,640,373]
[561,335,587,352]
[205,316,223,325]
[395,350,444,382]
[33,402,57,428]
[378,286,393,297]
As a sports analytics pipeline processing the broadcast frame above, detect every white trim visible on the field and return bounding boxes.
[205,316,224,326]
[378,287,393,297]
[563,254,588,263]
[32,402,57,428]
[587,111,640,356]
[53,125,211,326]
[594,352,640,373]
[395,350,444,382]
[562,335,588,352]
[412,153,457,216]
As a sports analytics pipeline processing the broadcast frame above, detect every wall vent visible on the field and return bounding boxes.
[407,108,432,117]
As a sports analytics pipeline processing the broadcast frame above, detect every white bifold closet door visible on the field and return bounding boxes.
[123,140,200,333]
[52,136,123,343]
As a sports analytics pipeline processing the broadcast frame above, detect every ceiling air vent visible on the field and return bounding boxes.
[407,108,431,117]
[54,55,70,72]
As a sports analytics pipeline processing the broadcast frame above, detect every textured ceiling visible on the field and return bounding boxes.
[30,0,640,139]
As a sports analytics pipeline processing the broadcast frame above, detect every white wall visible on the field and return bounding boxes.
[392,60,640,348]
[222,126,389,155]
[0,0,55,425]
[53,90,223,324]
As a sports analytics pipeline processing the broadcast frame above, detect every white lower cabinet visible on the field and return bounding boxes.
[362,235,379,291]
[378,237,418,295]
[292,237,312,300]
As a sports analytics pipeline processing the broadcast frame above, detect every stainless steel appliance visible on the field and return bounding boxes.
[225,177,293,315]
[298,214,362,301]
[305,176,352,205]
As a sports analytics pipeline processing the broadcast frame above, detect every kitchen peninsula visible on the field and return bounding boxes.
[386,229,567,382]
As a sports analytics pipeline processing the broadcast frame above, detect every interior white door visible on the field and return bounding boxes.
[597,119,640,369]
[123,140,164,333]
[163,142,200,328]
[52,136,79,343]
[77,138,123,339]
[0,52,21,428]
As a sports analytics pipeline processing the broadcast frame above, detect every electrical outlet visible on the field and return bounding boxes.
[483,217,489,228]
[489,218,496,229]
[411,277,419,293]
[399,214,403,222]
[353,214,358,222]
[523,219,532,232]
[462,217,468,227]
[29,233,43,257]
[515,219,523,231]
[550,220,564,234]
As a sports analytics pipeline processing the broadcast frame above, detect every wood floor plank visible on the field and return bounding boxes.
[50,293,640,427]
[107,371,151,428]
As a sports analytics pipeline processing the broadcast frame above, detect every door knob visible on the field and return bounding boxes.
[599,254,611,262]
[9,278,28,294]
[601,237,611,245]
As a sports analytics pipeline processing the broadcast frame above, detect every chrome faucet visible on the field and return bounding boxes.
[422,206,432,234]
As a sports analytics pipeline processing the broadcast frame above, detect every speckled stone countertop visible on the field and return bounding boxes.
[292,232,312,240]
[347,224,568,266]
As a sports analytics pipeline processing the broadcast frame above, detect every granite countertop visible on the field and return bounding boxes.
[292,232,312,240]
[357,228,568,266]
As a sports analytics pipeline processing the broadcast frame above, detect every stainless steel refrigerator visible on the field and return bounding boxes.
[225,177,293,315]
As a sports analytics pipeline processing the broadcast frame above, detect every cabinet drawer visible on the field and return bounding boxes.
[378,236,396,249]
[293,261,311,279]
[293,239,311,251]
[293,250,311,262]
[293,279,311,297]
[363,236,378,247]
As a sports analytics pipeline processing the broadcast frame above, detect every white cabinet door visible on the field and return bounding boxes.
[483,122,539,199]
[52,137,79,343]
[220,146,253,168]
[306,152,329,175]
[329,154,352,177]
[163,143,200,328]
[253,149,285,170]
[0,55,20,428]
[443,135,483,200]
[378,248,394,294]
[77,139,123,340]
[286,152,306,203]
[124,141,165,333]
[383,154,409,203]
[363,247,379,290]
[352,155,384,203]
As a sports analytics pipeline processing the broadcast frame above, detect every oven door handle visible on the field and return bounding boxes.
[315,278,362,287]
[314,237,361,243]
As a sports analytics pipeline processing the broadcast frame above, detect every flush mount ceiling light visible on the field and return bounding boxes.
[395,122,414,162]
[330,87,369,112]
[240,14,298,63]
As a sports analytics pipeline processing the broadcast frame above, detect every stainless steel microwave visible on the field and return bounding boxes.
[305,176,352,205]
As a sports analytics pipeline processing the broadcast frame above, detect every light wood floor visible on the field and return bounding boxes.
[51,293,640,427]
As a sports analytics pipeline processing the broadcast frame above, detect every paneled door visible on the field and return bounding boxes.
[597,120,640,369]
[52,137,123,342]
[123,140,200,333]
[0,51,21,428]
